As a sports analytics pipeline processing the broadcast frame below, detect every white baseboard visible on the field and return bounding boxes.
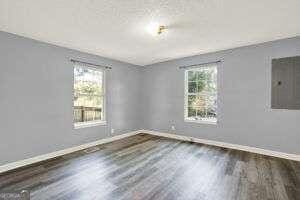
[141,130,300,162]
[0,130,140,174]
[1,129,299,174]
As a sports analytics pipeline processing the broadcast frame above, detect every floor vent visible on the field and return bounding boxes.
[84,147,100,154]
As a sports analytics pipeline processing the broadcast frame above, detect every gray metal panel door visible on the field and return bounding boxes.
[271,56,300,109]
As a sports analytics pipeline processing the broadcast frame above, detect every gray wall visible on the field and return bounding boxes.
[0,31,142,165]
[1,31,299,166]
[141,37,300,155]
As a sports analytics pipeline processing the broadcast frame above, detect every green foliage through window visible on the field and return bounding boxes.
[186,66,217,122]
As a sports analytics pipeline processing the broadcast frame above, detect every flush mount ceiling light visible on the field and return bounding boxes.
[146,22,166,36]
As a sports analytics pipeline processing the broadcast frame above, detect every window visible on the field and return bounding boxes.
[73,63,105,128]
[185,65,217,124]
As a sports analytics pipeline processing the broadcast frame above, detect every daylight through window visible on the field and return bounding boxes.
[74,64,105,127]
[185,65,217,123]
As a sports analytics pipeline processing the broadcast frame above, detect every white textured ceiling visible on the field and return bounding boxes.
[1,0,300,66]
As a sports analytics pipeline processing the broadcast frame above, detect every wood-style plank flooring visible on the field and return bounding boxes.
[0,134,299,200]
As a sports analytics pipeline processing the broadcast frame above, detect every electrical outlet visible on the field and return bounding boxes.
[111,129,114,134]
[171,126,175,130]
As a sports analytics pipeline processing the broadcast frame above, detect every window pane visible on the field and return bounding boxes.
[206,95,217,109]
[211,67,217,81]
[188,95,196,107]
[188,71,197,81]
[197,67,216,81]
[205,80,217,93]
[193,95,207,109]
[188,107,196,118]
[197,80,206,93]
[188,94,207,109]
[196,109,206,118]
[207,109,217,119]
[188,82,197,93]
[197,70,207,80]
[206,95,217,119]
[74,65,104,124]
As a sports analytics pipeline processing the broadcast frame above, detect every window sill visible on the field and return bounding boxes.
[184,119,217,125]
[74,121,107,129]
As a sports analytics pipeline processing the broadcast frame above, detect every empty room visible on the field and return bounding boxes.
[0,0,299,200]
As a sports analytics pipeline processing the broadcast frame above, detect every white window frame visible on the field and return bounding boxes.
[73,64,106,129]
[184,64,218,125]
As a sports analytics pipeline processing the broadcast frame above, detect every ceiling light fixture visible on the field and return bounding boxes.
[147,22,166,36]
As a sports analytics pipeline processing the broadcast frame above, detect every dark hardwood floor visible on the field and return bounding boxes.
[0,134,299,200]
